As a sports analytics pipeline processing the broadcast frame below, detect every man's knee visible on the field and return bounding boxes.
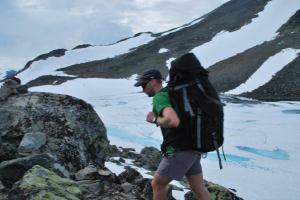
[187,174,211,200]
[151,173,170,190]
[151,179,157,189]
[151,177,163,190]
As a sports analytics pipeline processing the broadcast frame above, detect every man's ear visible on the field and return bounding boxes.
[149,79,154,86]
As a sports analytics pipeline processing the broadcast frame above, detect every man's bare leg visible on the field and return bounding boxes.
[186,173,211,200]
[151,172,171,200]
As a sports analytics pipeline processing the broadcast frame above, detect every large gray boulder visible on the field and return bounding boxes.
[0,92,109,173]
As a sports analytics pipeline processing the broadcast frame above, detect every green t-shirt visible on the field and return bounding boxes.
[152,89,181,118]
[152,89,181,155]
[152,90,171,116]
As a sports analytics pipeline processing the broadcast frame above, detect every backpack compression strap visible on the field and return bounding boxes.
[172,82,222,106]
[212,132,223,169]
[182,87,195,117]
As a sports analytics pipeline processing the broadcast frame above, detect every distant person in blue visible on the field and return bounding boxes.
[134,69,211,200]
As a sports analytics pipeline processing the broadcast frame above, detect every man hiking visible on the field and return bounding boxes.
[134,69,211,200]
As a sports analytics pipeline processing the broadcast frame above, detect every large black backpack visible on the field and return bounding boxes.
[167,53,225,168]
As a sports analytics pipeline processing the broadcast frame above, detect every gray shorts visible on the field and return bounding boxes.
[156,150,202,181]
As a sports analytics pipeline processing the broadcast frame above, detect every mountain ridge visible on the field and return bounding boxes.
[8,0,300,101]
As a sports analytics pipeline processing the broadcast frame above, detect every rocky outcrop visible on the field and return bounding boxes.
[0,92,109,176]
[72,44,92,50]
[0,78,28,101]
[106,146,244,200]
[1,146,244,200]
[185,181,244,200]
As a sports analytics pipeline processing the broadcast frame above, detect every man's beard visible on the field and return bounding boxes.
[146,91,155,97]
[147,93,154,97]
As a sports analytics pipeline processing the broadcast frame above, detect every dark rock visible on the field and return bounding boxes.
[25,75,76,88]
[167,186,176,200]
[98,169,112,177]
[9,165,82,200]
[75,164,100,181]
[0,142,17,163]
[135,146,162,170]
[118,166,143,183]
[76,179,104,198]
[119,157,126,163]
[135,178,153,200]
[184,181,244,200]
[135,178,175,200]
[98,167,120,184]
[120,147,139,158]
[0,180,5,191]
[72,44,92,50]
[0,180,8,200]
[0,153,68,188]
[18,132,47,155]
[0,92,109,172]
[0,78,27,101]
[121,182,133,193]
[107,172,121,184]
[101,192,138,200]
[184,191,196,200]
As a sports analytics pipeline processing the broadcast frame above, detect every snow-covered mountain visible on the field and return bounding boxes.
[7,0,299,101]
[1,1,299,200]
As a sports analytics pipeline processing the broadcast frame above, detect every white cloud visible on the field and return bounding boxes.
[12,0,42,9]
[121,0,229,33]
[0,0,227,72]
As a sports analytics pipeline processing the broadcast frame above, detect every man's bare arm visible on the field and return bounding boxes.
[146,107,180,128]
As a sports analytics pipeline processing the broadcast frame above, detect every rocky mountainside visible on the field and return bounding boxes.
[6,0,300,101]
[210,8,300,101]
[58,0,272,78]
[0,91,243,200]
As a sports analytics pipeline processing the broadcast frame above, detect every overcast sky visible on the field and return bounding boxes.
[0,0,228,72]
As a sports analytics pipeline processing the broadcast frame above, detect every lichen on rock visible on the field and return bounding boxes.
[9,165,82,200]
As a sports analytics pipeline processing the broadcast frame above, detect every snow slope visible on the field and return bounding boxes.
[227,48,300,94]
[17,33,155,84]
[30,77,300,200]
[192,0,300,68]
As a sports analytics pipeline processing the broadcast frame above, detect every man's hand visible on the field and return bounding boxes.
[146,112,157,124]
